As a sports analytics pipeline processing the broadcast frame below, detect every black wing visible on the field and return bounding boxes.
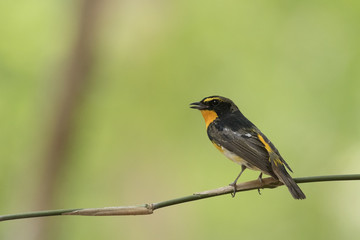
[207,121,275,177]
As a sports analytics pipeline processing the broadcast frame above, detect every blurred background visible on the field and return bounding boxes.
[1,0,360,239]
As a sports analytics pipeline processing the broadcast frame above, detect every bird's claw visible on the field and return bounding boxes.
[229,182,237,197]
[257,173,264,195]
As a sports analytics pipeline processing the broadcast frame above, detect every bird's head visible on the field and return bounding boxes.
[190,96,239,127]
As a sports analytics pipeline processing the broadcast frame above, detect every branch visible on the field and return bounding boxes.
[1,174,359,222]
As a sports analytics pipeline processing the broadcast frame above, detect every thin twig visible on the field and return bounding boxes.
[1,174,359,222]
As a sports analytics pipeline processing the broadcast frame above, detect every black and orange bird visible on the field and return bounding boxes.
[190,96,306,199]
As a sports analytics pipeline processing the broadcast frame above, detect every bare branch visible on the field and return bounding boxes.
[1,174,360,222]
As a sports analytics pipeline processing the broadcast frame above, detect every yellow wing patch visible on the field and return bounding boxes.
[212,142,224,152]
[257,134,273,153]
[258,134,285,166]
[200,110,218,128]
[273,157,284,166]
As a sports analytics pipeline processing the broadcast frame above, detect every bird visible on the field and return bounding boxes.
[190,96,306,199]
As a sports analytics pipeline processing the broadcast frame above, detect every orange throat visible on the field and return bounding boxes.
[200,110,218,128]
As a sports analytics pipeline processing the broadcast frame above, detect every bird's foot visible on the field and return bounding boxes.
[229,182,237,198]
[257,173,264,195]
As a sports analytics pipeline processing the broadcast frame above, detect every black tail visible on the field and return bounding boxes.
[271,161,306,200]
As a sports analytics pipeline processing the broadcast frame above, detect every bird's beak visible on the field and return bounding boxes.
[190,101,208,110]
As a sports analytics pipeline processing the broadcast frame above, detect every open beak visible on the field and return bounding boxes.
[190,101,208,110]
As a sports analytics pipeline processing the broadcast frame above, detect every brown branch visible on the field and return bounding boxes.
[2,174,359,221]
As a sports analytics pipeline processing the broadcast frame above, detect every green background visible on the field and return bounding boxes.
[1,0,360,239]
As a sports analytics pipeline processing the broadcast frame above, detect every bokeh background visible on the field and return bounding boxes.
[1,0,360,239]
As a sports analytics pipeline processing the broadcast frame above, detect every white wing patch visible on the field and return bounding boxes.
[222,127,252,138]
[243,133,252,138]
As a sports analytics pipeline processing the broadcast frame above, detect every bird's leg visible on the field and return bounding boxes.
[229,165,246,197]
[257,173,263,195]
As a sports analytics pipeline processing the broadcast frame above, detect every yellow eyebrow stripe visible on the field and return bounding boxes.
[203,97,222,103]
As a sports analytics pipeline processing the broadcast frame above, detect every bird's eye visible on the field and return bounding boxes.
[210,99,220,106]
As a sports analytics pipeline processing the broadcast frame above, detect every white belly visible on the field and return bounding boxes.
[221,146,261,171]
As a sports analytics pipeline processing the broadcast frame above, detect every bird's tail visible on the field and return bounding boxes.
[270,157,306,200]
